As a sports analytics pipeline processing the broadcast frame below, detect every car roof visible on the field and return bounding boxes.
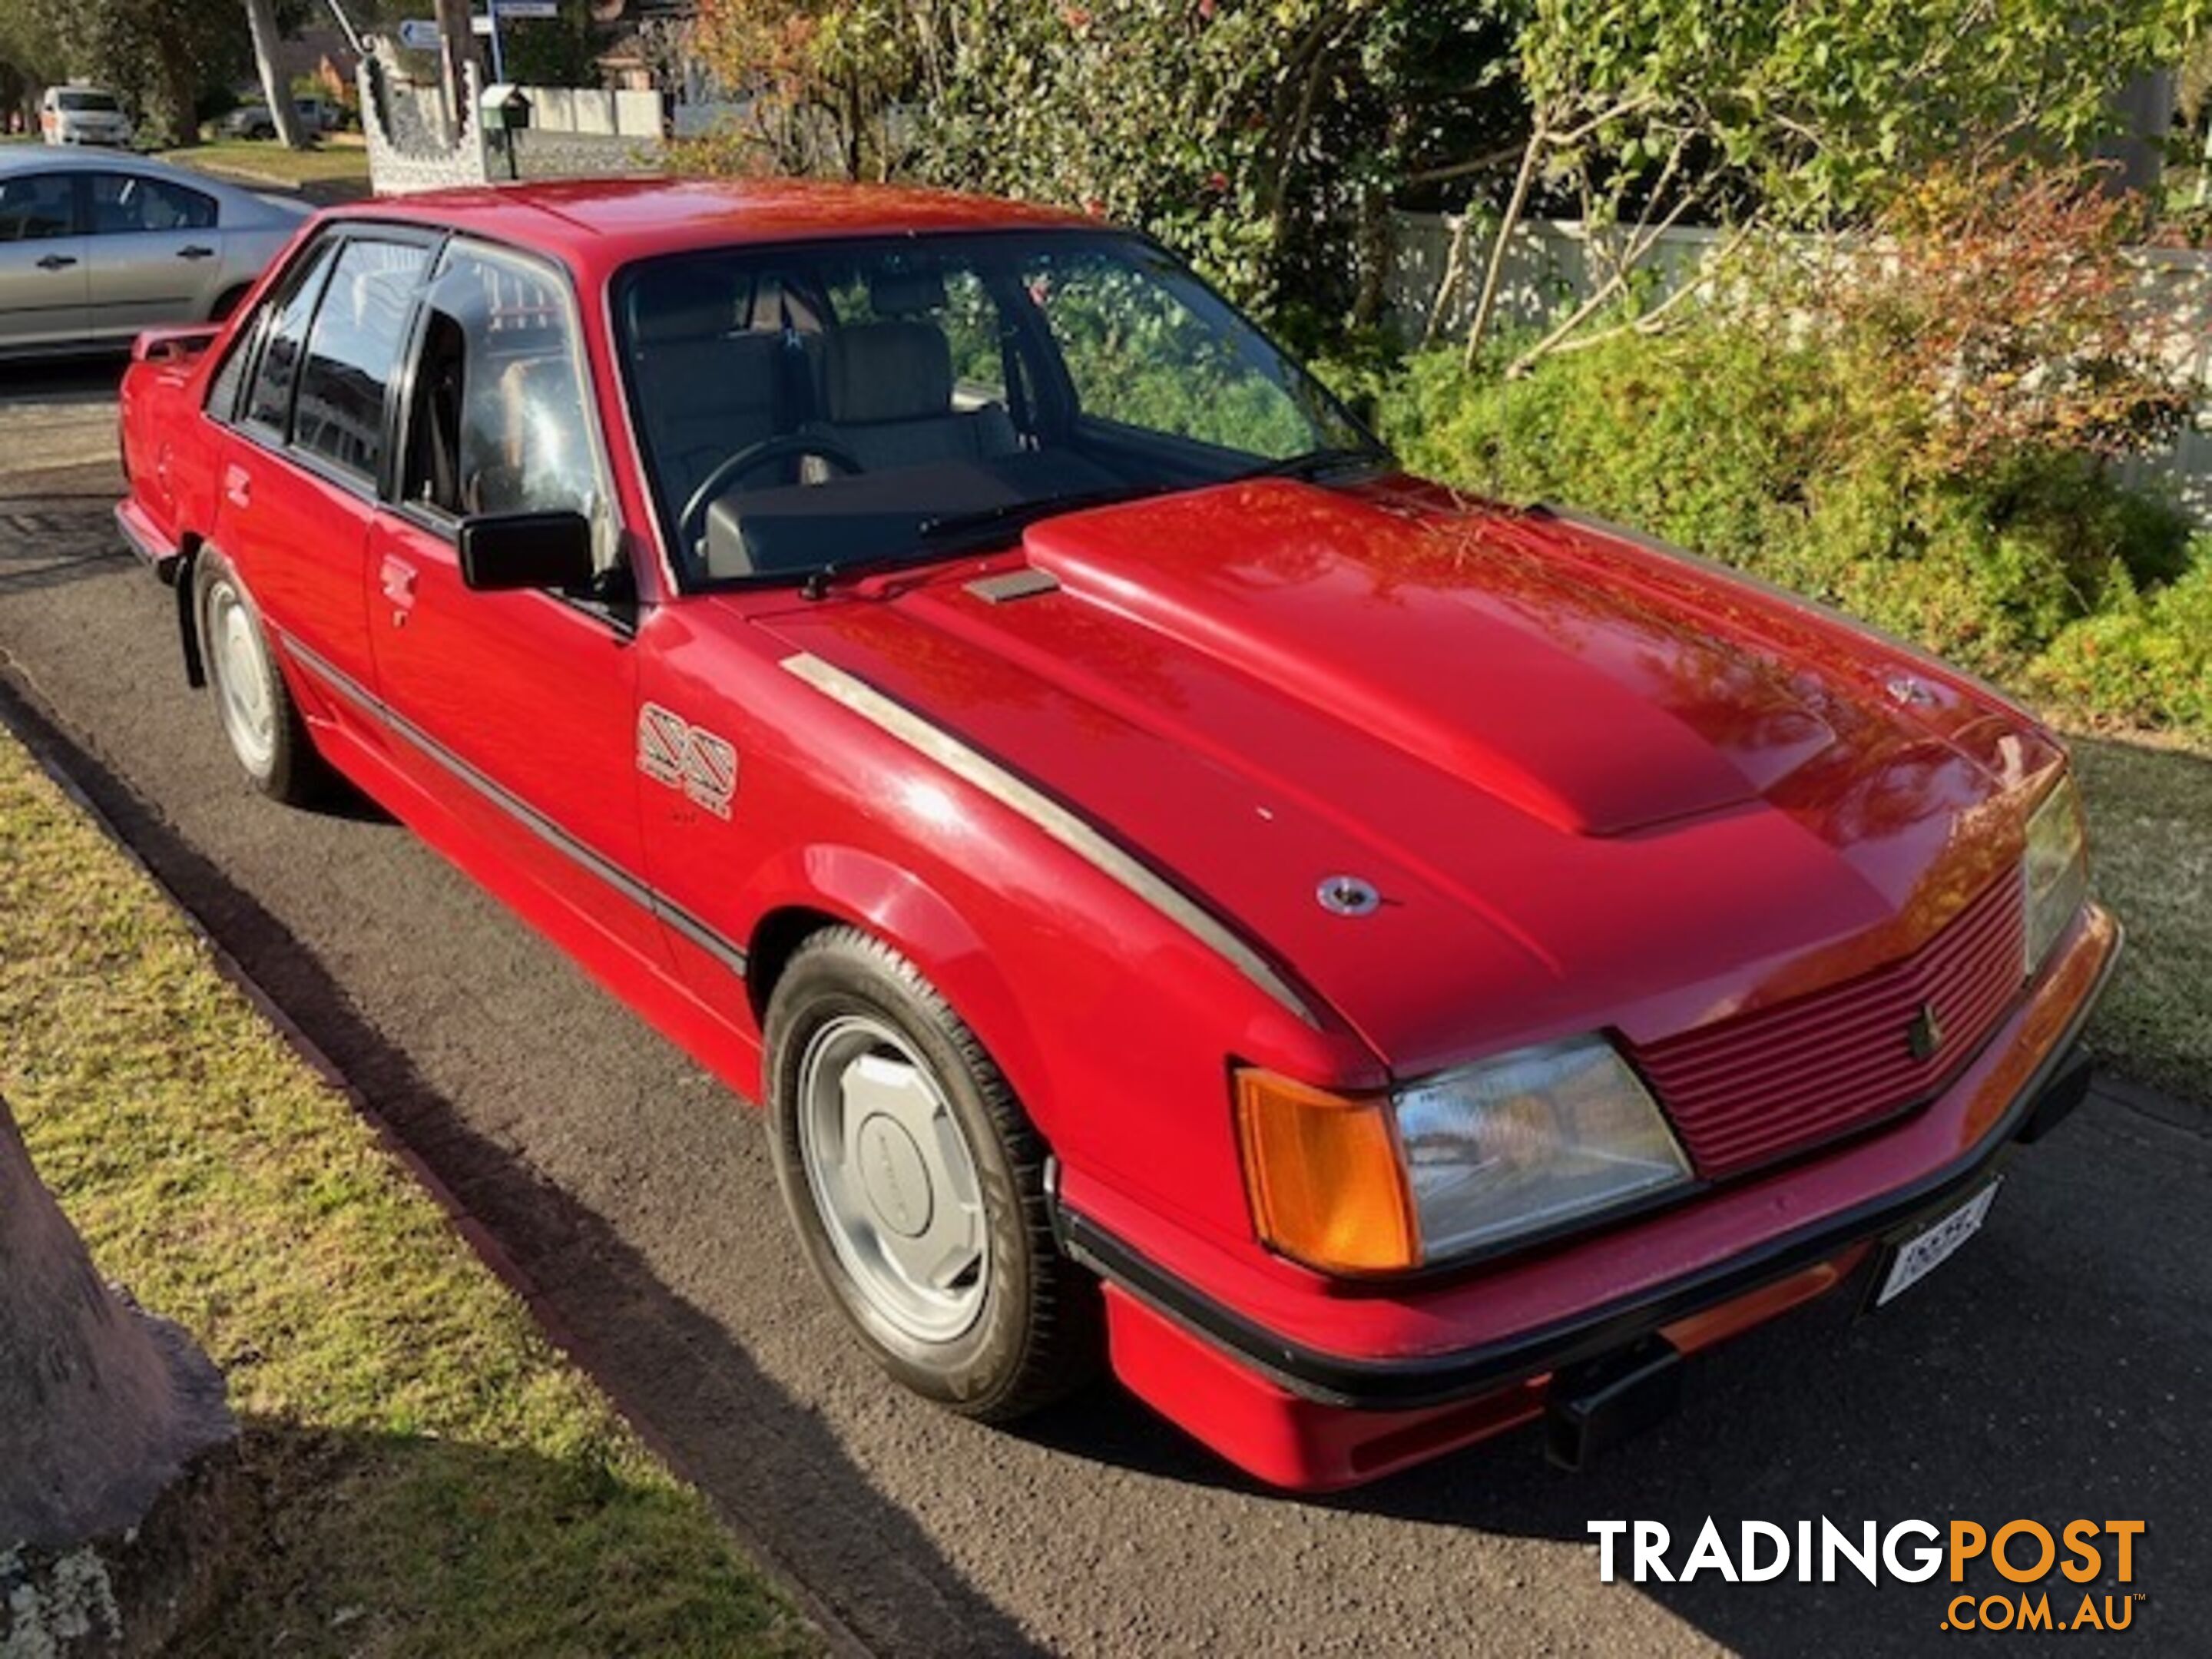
[0,148,308,217]
[324,177,1101,284]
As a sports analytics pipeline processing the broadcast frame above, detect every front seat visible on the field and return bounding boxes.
[628,269,786,509]
[805,320,1018,473]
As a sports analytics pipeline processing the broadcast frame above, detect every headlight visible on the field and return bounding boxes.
[2022,772,2089,977]
[1236,1037,1692,1274]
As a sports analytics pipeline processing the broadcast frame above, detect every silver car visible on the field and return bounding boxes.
[0,151,310,357]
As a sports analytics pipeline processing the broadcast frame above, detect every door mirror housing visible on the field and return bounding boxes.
[457,511,596,593]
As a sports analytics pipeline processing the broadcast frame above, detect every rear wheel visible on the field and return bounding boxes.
[193,549,330,804]
[765,926,1102,1420]
[210,283,250,323]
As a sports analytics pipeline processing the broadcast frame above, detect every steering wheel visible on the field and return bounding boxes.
[679,435,866,554]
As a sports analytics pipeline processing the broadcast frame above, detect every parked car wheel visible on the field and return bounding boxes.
[194,550,329,803]
[210,283,251,322]
[765,926,1103,1420]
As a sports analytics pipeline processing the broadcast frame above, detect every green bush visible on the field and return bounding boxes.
[1365,322,2208,734]
[2035,555,2212,730]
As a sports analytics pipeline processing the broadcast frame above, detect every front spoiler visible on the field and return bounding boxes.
[1055,922,2118,1416]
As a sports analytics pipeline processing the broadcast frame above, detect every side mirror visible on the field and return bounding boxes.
[457,511,597,592]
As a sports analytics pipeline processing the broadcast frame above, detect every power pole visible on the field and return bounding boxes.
[432,0,479,141]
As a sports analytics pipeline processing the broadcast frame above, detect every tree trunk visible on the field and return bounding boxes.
[244,0,307,149]
[0,1096,231,1551]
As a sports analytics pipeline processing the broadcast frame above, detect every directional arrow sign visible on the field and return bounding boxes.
[395,18,440,49]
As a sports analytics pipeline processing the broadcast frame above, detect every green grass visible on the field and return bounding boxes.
[0,733,814,1659]
[160,138,371,200]
[2073,730,2212,1112]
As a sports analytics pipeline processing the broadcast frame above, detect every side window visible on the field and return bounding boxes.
[292,239,432,482]
[402,243,604,535]
[1027,250,1310,458]
[88,173,217,235]
[241,237,340,435]
[0,174,76,242]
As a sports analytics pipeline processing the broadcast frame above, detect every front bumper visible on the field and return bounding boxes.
[1057,904,2120,1489]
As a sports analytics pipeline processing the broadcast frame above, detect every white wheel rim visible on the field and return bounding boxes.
[207,579,276,776]
[796,1014,988,1345]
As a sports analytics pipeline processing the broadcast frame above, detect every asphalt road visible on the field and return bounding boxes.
[2,366,2207,1657]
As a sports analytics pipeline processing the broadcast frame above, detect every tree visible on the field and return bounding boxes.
[49,0,250,147]
[1,1094,233,1647]
[1456,0,2212,371]
[245,0,307,147]
[0,0,63,130]
[690,0,923,180]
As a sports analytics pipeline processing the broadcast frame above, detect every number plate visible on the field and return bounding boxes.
[1872,1180,2002,1309]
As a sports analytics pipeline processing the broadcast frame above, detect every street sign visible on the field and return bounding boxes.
[395,18,440,49]
[499,1,561,15]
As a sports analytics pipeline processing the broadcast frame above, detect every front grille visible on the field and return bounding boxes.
[1630,874,2025,1178]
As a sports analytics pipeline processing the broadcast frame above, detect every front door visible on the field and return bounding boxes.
[367,237,667,969]
[0,171,88,349]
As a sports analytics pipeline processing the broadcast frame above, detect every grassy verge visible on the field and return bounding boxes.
[2073,730,2212,1113]
[0,731,813,1658]
[160,139,372,201]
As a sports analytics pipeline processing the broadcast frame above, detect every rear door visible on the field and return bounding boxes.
[214,228,435,717]
[0,171,89,349]
[366,237,668,967]
[82,169,225,339]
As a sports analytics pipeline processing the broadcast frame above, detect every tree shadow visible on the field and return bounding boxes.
[173,1417,816,1657]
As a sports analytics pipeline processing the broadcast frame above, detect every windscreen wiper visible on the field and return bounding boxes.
[913,481,1174,547]
[1230,443,1394,485]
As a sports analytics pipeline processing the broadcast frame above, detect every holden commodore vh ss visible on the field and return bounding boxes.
[112,179,2118,1490]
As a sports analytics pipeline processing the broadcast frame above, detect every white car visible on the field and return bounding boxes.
[39,86,134,148]
[0,151,310,357]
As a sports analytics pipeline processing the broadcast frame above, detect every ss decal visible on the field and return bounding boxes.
[637,703,738,818]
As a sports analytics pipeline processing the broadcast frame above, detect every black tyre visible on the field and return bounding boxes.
[764,926,1103,1420]
[193,548,331,805]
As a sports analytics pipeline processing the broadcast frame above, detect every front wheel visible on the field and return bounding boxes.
[764,926,1102,1421]
[194,549,330,804]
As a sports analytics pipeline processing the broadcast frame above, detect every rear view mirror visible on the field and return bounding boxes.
[457,511,596,592]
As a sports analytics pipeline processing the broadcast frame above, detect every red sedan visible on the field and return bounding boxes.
[114,179,2117,1490]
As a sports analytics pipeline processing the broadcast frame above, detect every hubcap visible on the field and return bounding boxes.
[207,581,276,775]
[796,1014,987,1344]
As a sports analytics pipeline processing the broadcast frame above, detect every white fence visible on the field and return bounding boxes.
[1382,211,2212,525]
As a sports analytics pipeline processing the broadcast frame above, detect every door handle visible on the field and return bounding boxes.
[177,245,216,261]
[222,464,250,508]
[35,253,76,272]
[379,555,418,610]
